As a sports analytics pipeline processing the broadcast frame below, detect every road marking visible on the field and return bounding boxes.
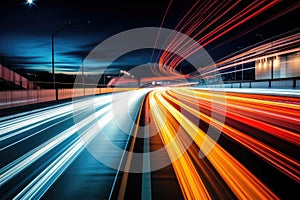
[108,98,144,200]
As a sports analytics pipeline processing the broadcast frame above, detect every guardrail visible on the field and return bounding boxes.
[0,87,134,110]
[198,77,300,89]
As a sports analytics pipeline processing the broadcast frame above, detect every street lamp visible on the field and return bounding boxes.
[52,21,90,101]
[81,56,85,95]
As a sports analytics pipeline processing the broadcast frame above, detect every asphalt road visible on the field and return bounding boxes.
[0,88,299,199]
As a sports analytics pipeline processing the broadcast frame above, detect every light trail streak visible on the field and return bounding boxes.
[150,0,174,77]
[0,102,112,186]
[0,94,112,136]
[149,91,211,200]
[14,111,114,199]
[199,32,300,76]
[155,1,285,76]
[157,1,240,74]
[116,97,143,200]
[0,95,113,151]
[150,89,279,199]
[165,89,300,183]
[149,1,297,80]
[0,114,74,152]
[162,0,263,70]
[211,2,300,51]
[141,96,152,200]
[1,88,299,198]
[173,89,300,140]
[0,90,147,199]
[200,0,280,47]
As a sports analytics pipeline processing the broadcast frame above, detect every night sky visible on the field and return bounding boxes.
[0,0,299,75]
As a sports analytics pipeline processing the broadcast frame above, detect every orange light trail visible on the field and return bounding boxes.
[165,89,300,183]
[146,87,299,199]
[149,88,280,199]
[149,91,211,200]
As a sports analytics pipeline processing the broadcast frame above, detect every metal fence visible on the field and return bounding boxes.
[0,87,134,110]
[196,77,300,89]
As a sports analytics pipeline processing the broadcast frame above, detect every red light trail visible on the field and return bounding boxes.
[148,88,300,199]
[148,1,299,81]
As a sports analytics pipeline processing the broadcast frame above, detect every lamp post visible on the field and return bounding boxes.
[81,56,85,95]
[52,26,66,101]
[52,21,90,101]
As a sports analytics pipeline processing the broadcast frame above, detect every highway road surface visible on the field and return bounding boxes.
[0,88,299,199]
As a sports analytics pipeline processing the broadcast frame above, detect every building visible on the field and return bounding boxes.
[255,51,300,80]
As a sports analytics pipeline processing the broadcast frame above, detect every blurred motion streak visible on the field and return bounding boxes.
[0,88,299,199]
[149,89,280,199]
